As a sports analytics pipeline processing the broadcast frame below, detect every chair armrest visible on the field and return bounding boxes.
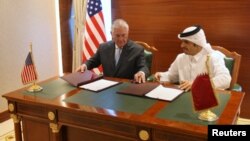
[232,83,242,92]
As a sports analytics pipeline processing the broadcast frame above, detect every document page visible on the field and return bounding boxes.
[79,79,120,92]
[145,85,184,101]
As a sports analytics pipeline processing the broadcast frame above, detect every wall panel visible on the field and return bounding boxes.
[112,0,250,118]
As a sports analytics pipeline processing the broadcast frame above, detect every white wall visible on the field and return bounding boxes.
[0,0,59,112]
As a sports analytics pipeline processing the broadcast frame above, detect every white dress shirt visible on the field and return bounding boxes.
[160,48,231,89]
[115,46,122,65]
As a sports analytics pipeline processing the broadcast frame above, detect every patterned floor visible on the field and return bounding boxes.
[0,131,15,141]
[0,118,249,141]
[0,119,15,141]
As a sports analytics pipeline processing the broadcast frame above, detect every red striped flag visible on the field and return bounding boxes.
[83,0,107,74]
[21,52,37,84]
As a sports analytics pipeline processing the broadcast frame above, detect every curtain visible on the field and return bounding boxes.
[72,0,87,72]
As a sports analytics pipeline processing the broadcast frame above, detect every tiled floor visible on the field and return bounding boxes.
[0,119,15,141]
[0,117,249,141]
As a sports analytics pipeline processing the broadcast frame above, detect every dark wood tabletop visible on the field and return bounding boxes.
[3,76,245,141]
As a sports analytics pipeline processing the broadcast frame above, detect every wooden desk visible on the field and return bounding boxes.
[2,77,244,141]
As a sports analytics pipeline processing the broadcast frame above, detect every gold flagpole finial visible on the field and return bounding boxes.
[29,42,33,52]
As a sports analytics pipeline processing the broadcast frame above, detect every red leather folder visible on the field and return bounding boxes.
[117,83,160,96]
[61,70,102,87]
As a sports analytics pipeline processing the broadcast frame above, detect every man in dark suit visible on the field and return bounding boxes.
[77,19,149,83]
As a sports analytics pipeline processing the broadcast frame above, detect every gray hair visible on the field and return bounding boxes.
[111,19,129,32]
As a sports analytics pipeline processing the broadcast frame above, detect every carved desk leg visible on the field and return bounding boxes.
[49,123,61,141]
[9,103,22,141]
[48,111,61,141]
[10,114,22,141]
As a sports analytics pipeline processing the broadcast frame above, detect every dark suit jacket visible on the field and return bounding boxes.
[85,40,149,79]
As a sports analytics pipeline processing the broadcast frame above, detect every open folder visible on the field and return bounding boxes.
[117,83,184,101]
[61,70,102,87]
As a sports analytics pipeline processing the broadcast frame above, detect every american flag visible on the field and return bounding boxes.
[83,0,107,74]
[21,52,37,84]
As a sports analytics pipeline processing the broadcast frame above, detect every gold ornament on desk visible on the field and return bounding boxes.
[191,55,219,122]
[21,42,43,92]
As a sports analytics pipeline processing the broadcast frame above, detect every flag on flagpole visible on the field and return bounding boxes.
[21,52,38,85]
[191,73,218,111]
[82,0,107,74]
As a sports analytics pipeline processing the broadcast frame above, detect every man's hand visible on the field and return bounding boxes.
[134,71,146,83]
[179,80,193,92]
[75,64,87,72]
[154,72,161,82]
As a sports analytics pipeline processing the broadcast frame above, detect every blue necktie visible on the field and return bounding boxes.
[115,48,122,65]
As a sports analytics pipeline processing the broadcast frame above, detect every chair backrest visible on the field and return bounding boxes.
[212,45,241,90]
[135,41,158,74]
